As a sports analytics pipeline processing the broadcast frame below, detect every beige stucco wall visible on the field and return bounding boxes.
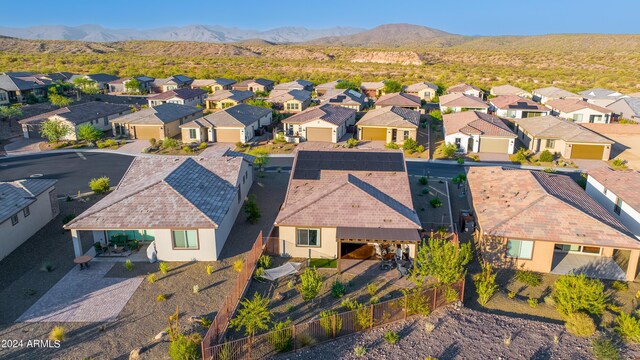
[284,119,344,143]
[0,89,9,105]
[181,127,205,143]
[278,226,338,258]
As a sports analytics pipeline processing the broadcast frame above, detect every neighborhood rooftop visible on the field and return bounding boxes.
[514,115,612,143]
[546,98,612,113]
[283,104,355,126]
[357,106,420,127]
[112,103,200,125]
[184,104,271,128]
[443,111,515,137]
[206,89,253,102]
[588,167,640,211]
[0,179,57,224]
[375,92,421,107]
[533,86,579,98]
[439,93,487,108]
[147,88,207,101]
[490,95,547,110]
[18,101,131,125]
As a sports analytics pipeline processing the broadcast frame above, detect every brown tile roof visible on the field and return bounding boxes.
[404,82,438,93]
[206,90,253,102]
[360,81,385,90]
[283,104,355,126]
[19,102,130,125]
[357,106,420,128]
[490,95,547,111]
[374,92,421,107]
[532,86,580,99]
[467,167,639,249]
[447,83,481,93]
[490,85,530,97]
[546,99,612,114]
[443,111,516,137]
[587,167,640,210]
[514,116,612,144]
[268,89,311,103]
[439,93,488,109]
[147,88,207,101]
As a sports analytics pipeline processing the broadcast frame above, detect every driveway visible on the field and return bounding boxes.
[116,140,148,155]
[3,137,43,155]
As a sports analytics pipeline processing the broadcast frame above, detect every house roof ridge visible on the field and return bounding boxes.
[277,180,351,224]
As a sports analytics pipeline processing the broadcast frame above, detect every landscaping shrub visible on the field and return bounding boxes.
[403,287,431,316]
[515,270,542,287]
[430,197,443,208]
[383,330,400,345]
[319,310,342,338]
[367,283,378,297]
[104,139,117,147]
[182,145,191,153]
[198,142,208,150]
[89,177,110,194]
[612,158,625,167]
[230,292,272,337]
[418,176,428,185]
[424,321,436,333]
[162,138,179,149]
[233,259,244,273]
[385,142,399,149]
[147,273,157,284]
[615,312,640,343]
[244,194,261,224]
[49,326,65,341]
[331,280,346,298]
[168,333,201,360]
[512,148,530,162]
[346,138,360,148]
[421,188,429,195]
[565,312,596,337]
[355,304,372,330]
[254,267,265,280]
[298,267,323,301]
[206,265,214,275]
[508,291,516,299]
[149,138,156,147]
[612,281,628,292]
[157,294,167,302]
[370,296,380,305]
[412,238,472,286]
[402,138,419,153]
[539,149,554,162]
[200,318,212,329]
[591,336,621,360]
[159,262,169,274]
[416,145,425,153]
[528,298,539,308]
[354,345,366,357]
[456,157,465,164]
[258,255,272,269]
[77,123,103,143]
[445,287,459,303]
[543,295,555,306]
[439,143,457,158]
[474,263,498,306]
[341,298,360,311]
[268,320,293,353]
[124,259,134,271]
[553,274,607,316]
[192,285,199,294]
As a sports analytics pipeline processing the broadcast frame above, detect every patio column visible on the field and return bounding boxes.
[337,239,342,274]
[71,229,83,257]
[626,249,640,282]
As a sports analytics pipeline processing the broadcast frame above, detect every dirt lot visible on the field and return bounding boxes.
[409,175,454,232]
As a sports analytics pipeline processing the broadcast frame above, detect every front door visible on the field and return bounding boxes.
[391,129,397,142]
[467,138,474,152]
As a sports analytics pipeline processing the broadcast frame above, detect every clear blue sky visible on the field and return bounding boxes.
[1,0,638,35]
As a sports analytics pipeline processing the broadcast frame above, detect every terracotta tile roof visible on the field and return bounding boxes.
[276,150,420,229]
[320,89,365,106]
[588,167,640,210]
[579,88,625,100]
[439,93,488,109]
[0,179,57,224]
[183,104,271,128]
[147,88,207,101]
[404,82,438,93]
[316,80,343,90]
[65,155,249,230]
[357,106,420,128]
[447,83,481,93]
[112,103,201,125]
[360,81,385,90]
[206,90,253,102]
[374,92,421,107]
[443,111,515,137]
[19,102,130,125]
[490,95,547,111]
[514,116,612,144]
[283,104,355,126]
[546,99,612,114]
[467,167,640,249]
[532,86,580,99]
[490,85,531,97]
[268,89,311,103]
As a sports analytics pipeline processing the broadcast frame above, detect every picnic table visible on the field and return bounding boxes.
[74,255,92,270]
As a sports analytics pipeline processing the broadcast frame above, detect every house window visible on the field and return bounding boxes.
[11,214,19,226]
[573,114,583,122]
[296,228,320,247]
[506,239,533,260]
[454,138,461,148]
[287,103,300,110]
[172,230,198,249]
[614,197,622,215]
[189,129,197,139]
[0,92,7,101]
[507,110,517,118]
[107,230,155,242]
[545,139,555,148]
[103,117,108,126]
[403,131,410,140]
[589,115,602,123]
[23,206,30,218]
[237,186,242,203]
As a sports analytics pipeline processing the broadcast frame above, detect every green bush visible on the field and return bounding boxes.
[367,283,378,297]
[385,142,399,149]
[331,280,346,298]
[553,274,607,316]
[355,304,372,330]
[612,158,625,167]
[456,157,465,164]
[49,326,65,341]
[162,138,180,149]
[421,188,429,195]
[147,273,157,284]
[539,149,554,162]
[565,312,596,337]
[430,197,443,208]
[159,262,169,274]
[383,330,400,345]
[402,138,419,153]
[198,142,208,150]
[418,176,428,185]
[258,255,272,269]
[615,312,640,343]
[515,270,542,287]
[592,336,621,360]
[319,310,342,338]
[512,148,530,162]
[124,259,134,271]
[157,294,167,302]
[168,333,201,360]
[89,177,110,194]
[206,265,214,275]
[244,194,261,224]
[474,263,498,306]
[528,297,538,308]
[268,320,293,353]
[341,298,360,311]
[149,138,156,147]
[298,267,323,301]
[354,345,366,357]
[612,281,628,292]
[254,267,265,279]
[439,143,457,158]
[403,287,431,316]
[346,137,360,148]
[508,291,516,299]
[182,145,191,153]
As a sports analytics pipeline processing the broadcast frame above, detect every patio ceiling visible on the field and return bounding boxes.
[336,227,421,243]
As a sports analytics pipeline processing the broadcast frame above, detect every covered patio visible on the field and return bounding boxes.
[551,252,627,281]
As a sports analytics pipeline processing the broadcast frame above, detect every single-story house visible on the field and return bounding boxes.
[360,81,386,99]
[191,78,236,93]
[112,103,203,140]
[274,150,421,272]
[283,104,356,143]
[580,88,627,108]
[606,97,640,122]
[545,99,612,124]
[443,111,516,154]
[446,83,485,99]
[268,89,312,113]
[356,106,420,144]
[70,73,119,92]
[439,93,489,113]
[18,101,131,140]
[0,89,8,105]
[108,76,155,94]
[531,86,581,104]
[64,152,255,261]
[274,80,314,92]
[489,95,550,119]
[467,166,640,281]
[36,72,74,82]
[0,73,50,103]
[147,88,207,107]
[513,115,613,160]
[205,90,254,110]
[153,75,194,93]
[586,167,640,240]
[374,92,421,111]
[315,80,343,96]
[180,104,272,143]
[0,179,59,261]
[232,78,275,93]
[490,85,532,98]
[404,82,438,101]
[320,89,366,111]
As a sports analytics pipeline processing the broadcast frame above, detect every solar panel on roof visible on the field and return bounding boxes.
[292,151,404,179]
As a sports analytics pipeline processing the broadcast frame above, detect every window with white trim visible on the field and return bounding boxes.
[11,214,19,225]
[506,239,533,260]
[296,228,320,246]
[23,206,30,218]
[172,230,198,249]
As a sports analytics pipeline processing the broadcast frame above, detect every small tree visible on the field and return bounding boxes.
[430,110,443,121]
[439,143,457,158]
[125,78,142,94]
[0,106,22,128]
[552,274,607,317]
[402,138,419,153]
[319,310,342,338]
[383,80,402,94]
[249,148,270,173]
[247,99,273,109]
[335,81,360,91]
[49,93,73,108]
[229,292,272,337]
[298,267,323,301]
[40,119,70,142]
[474,263,498,306]
[244,194,261,224]
[89,177,110,194]
[76,123,103,143]
[73,77,100,94]
[411,238,472,286]
[539,149,554,162]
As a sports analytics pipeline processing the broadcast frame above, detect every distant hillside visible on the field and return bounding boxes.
[309,24,464,47]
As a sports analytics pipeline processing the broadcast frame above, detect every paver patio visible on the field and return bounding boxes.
[551,252,626,281]
[17,262,142,323]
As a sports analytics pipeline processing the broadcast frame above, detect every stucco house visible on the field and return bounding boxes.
[513,115,613,160]
[356,106,420,144]
[147,88,207,107]
[531,86,581,104]
[70,73,118,92]
[467,166,640,281]
[0,179,59,261]
[443,111,516,154]
[315,80,343,96]
[439,93,488,113]
[0,89,8,105]
[374,92,421,110]
[191,78,236,93]
[108,76,155,94]
[586,167,640,240]
[606,97,640,122]
[274,80,314,92]
[320,89,366,111]
[446,83,485,99]
[545,99,612,124]
[153,75,194,93]
[18,101,131,140]
[490,85,532,98]
[489,95,549,119]
[282,104,356,143]
[65,153,254,261]
[360,81,386,99]
[205,90,254,110]
[274,150,421,272]
[404,82,438,101]
[112,103,203,140]
[232,78,275,93]
[268,89,312,113]
[579,88,627,108]
[0,73,50,103]
[180,104,272,144]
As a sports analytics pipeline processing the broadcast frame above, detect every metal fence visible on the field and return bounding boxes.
[202,280,464,360]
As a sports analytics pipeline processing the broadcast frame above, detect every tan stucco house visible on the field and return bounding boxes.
[153,74,194,93]
[531,86,581,104]
[232,78,275,93]
[404,82,438,101]
[147,88,207,108]
[205,90,254,110]
[439,93,488,113]
[191,78,236,93]
[490,85,532,98]
[467,166,640,281]
[443,111,516,154]
[489,95,550,119]
[545,99,612,124]
[360,81,386,99]
[315,80,343,96]
[112,103,203,140]
[320,89,366,111]
[282,104,356,143]
[180,104,272,144]
[268,89,311,113]
[446,83,485,99]
[374,92,422,111]
[356,106,420,145]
